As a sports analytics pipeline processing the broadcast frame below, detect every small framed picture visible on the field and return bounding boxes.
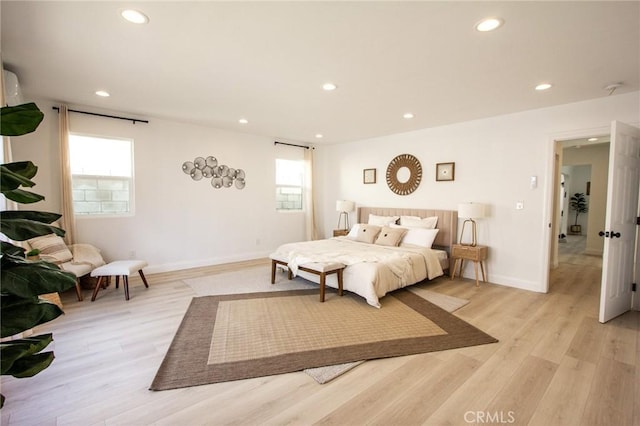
[436,162,455,181]
[363,168,377,184]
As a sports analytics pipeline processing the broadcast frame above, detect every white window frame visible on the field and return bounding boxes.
[275,158,304,212]
[68,132,135,217]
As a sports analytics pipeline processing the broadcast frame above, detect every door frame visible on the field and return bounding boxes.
[542,125,610,293]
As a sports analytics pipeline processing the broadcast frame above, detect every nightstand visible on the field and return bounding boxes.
[450,244,488,286]
[333,229,349,237]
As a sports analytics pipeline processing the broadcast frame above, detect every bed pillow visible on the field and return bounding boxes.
[346,224,361,239]
[374,226,407,247]
[354,224,382,244]
[400,228,439,248]
[368,214,400,226]
[27,233,73,263]
[399,215,438,229]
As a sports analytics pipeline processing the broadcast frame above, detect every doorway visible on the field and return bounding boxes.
[549,135,610,287]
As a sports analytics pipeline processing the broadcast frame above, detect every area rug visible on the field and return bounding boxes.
[150,288,496,391]
[184,265,471,384]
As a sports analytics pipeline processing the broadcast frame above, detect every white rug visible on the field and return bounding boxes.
[184,265,469,383]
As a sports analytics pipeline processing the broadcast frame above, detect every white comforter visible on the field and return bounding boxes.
[271,237,444,308]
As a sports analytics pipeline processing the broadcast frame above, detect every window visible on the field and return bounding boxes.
[275,159,304,211]
[68,134,134,216]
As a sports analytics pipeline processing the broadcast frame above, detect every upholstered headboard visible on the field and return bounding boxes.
[357,207,458,251]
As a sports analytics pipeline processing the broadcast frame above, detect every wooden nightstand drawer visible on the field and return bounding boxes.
[333,229,349,237]
[450,244,488,286]
[451,244,487,261]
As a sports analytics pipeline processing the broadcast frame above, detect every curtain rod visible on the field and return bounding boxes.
[274,141,310,150]
[52,106,149,124]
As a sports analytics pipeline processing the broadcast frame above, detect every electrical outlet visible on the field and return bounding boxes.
[516,201,524,210]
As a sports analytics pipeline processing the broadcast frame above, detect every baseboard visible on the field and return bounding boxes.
[471,272,544,293]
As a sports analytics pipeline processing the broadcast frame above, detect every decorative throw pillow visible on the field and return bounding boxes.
[347,224,361,239]
[27,234,73,264]
[399,215,438,229]
[401,228,440,248]
[354,224,381,244]
[374,226,407,247]
[368,214,400,226]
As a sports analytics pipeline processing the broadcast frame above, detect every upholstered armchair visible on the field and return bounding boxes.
[25,235,106,301]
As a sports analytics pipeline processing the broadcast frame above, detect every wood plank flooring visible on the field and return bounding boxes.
[1,250,637,426]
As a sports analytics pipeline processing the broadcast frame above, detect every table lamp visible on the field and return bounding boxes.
[458,202,486,246]
[336,200,355,230]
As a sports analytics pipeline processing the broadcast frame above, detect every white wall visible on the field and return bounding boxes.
[11,92,639,289]
[315,91,640,292]
[11,100,307,273]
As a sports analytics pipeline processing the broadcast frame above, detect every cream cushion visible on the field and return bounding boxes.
[399,215,438,229]
[401,228,440,248]
[368,214,400,226]
[91,260,148,277]
[27,234,73,263]
[374,226,407,247]
[354,224,381,244]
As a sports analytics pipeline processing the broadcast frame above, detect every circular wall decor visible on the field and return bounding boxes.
[386,153,422,195]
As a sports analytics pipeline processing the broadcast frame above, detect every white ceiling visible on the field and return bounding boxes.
[1,1,638,145]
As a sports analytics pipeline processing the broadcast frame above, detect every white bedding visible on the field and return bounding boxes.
[270,237,445,308]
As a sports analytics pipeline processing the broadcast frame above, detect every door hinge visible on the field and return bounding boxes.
[633,283,637,292]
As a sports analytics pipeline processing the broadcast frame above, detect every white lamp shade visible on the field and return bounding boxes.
[336,200,355,212]
[458,202,486,219]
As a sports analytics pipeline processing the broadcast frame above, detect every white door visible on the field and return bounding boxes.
[599,121,640,323]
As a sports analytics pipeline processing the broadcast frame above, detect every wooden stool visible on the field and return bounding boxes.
[90,260,149,301]
[270,258,344,302]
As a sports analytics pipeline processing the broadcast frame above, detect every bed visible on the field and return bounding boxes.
[269,207,458,308]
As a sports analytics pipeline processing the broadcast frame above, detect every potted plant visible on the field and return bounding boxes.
[569,192,588,234]
[0,102,77,408]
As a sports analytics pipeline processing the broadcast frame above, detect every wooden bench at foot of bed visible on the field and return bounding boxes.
[270,258,344,302]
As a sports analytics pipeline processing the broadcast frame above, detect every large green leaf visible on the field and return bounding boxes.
[0,296,64,338]
[0,103,44,136]
[1,254,77,298]
[0,334,53,375]
[0,241,25,257]
[1,210,61,223]
[3,352,54,378]
[0,218,65,241]
[2,188,45,204]
[0,163,37,191]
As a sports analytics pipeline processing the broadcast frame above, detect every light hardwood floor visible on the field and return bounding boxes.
[1,253,637,426]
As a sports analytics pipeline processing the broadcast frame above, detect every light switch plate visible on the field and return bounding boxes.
[516,201,524,210]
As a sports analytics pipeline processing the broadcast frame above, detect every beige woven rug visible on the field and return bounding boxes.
[184,265,470,383]
[150,289,496,391]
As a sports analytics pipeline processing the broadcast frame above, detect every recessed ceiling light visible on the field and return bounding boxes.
[121,9,149,24]
[476,18,503,32]
[322,83,337,91]
[535,83,553,91]
[588,137,598,142]
[238,118,248,124]
[95,90,110,97]
[403,113,415,119]
[315,134,323,139]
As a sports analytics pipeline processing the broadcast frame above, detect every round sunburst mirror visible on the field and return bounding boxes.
[386,154,422,195]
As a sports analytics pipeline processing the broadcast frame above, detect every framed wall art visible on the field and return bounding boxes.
[363,168,377,184]
[436,162,455,181]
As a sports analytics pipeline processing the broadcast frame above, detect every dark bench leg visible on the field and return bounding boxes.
[91,276,104,301]
[139,270,149,288]
[124,276,130,300]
